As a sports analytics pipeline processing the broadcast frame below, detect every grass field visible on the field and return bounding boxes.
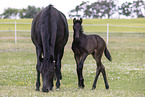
[0,19,145,96]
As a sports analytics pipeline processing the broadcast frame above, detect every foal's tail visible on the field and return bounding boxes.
[104,46,112,62]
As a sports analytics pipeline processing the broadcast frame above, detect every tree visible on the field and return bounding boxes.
[69,0,144,19]
[69,0,116,19]
[104,0,116,18]
[69,5,81,18]
[83,5,92,18]
[19,6,42,18]
[0,6,43,19]
[1,8,19,19]
[69,1,89,18]
[133,0,145,18]
[88,0,116,18]
[119,2,133,17]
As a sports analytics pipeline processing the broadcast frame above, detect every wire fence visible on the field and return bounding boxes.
[0,22,145,44]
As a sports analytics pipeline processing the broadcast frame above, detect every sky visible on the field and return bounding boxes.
[0,0,135,18]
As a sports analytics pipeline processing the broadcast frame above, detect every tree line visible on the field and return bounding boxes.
[0,6,43,19]
[69,0,145,19]
[0,0,145,19]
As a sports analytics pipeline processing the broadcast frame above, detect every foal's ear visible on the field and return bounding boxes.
[80,18,83,24]
[73,18,76,23]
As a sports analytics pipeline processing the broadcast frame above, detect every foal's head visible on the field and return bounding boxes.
[73,18,83,41]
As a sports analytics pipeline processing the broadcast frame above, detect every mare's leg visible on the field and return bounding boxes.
[77,53,88,88]
[55,49,64,89]
[35,47,42,91]
[50,78,54,91]
[59,49,64,80]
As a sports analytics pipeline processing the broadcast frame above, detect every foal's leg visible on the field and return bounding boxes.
[77,53,88,88]
[101,63,109,89]
[92,60,101,90]
[91,50,103,90]
[36,47,42,91]
[74,54,81,87]
[92,52,109,90]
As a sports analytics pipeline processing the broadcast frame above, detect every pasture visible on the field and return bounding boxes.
[0,19,145,96]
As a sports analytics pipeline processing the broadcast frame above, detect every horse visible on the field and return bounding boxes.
[31,5,69,92]
[71,18,112,90]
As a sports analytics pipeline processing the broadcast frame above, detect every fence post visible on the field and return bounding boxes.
[107,23,109,45]
[15,21,17,43]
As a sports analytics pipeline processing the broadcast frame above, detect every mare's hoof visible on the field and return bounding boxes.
[82,85,85,89]
[56,88,59,90]
[35,88,40,91]
[79,85,85,89]
[106,85,109,89]
[60,76,62,80]
[91,86,96,90]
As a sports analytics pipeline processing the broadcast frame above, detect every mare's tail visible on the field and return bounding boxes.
[104,46,112,62]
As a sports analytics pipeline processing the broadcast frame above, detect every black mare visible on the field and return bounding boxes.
[71,18,112,90]
[31,5,69,92]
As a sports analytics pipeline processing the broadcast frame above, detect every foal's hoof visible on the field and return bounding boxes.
[56,88,59,90]
[105,85,109,89]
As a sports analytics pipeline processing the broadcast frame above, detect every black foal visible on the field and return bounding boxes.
[71,18,112,90]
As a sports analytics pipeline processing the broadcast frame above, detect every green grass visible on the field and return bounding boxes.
[0,19,145,96]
